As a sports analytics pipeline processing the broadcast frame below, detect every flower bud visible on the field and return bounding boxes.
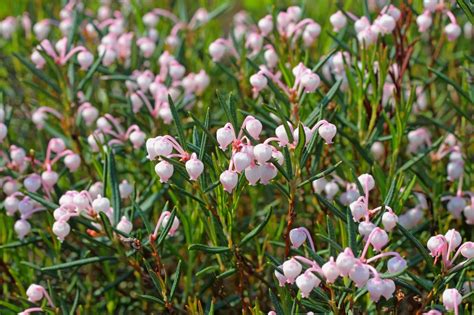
[427,235,446,256]
[49,138,66,153]
[357,173,375,192]
[143,13,158,28]
[355,17,370,33]
[53,220,70,242]
[185,153,204,180]
[258,15,273,36]
[447,161,463,181]
[444,229,462,249]
[31,50,46,69]
[146,137,173,160]
[350,199,367,221]
[232,152,251,173]
[447,197,466,219]
[275,124,292,146]
[367,277,384,302]
[318,123,337,144]
[376,14,396,34]
[460,242,474,258]
[289,228,307,248]
[24,174,42,192]
[324,182,339,200]
[15,219,31,239]
[416,14,432,32]
[339,189,360,206]
[116,216,133,234]
[220,170,238,193]
[155,161,174,183]
[282,258,302,284]
[274,266,287,287]
[264,48,278,68]
[4,196,19,215]
[300,73,320,93]
[81,105,99,126]
[369,228,389,251]
[250,73,268,92]
[216,124,235,150]
[330,11,347,32]
[161,213,180,236]
[312,178,328,194]
[33,21,50,40]
[245,164,261,185]
[77,51,94,70]
[445,23,461,41]
[42,171,59,188]
[336,248,356,276]
[463,205,474,224]
[169,61,186,80]
[349,262,370,288]
[387,256,407,273]
[92,195,110,213]
[72,191,89,211]
[259,163,278,184]
[64,154,81,172]
[322,257,339,283]
[358,221,376,239]
[423,0,437,11]
[381,279,396,300]
[296,271,320,298]
[245,118,263,139]
[442,288,462,311]
[370,141,385,159]
[253,144,273,164]
[26,284,44,302]
[127,131,145,150]
[382,212,398,232]
[119,180,133,199]
[209,40,226,62]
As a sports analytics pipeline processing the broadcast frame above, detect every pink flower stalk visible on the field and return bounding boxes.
[36,37,89,66]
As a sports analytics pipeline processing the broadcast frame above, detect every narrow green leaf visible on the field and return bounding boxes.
[298,161,343,187]
[41,256,117,271]
[188,244,230,254]
[240,207,273,246]
[169,260,182,301]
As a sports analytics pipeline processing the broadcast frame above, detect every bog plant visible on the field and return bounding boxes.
[0,1,473,314]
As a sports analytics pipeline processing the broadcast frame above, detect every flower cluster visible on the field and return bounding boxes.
[278,223,406,302]
[146,135,204,183]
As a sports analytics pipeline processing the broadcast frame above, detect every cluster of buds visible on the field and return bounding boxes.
[348,174,399,239]
[427,229,474,269]
[278,225,405,301]
[216,116,336,193]
[87,114,146,151]
[250,62,321,98]
[51,190,133,242]
[209,6,321,62]
[126,52,209,123]
[329,5,400,47]
[416,1,461,41]
[146,135,204,183]
[7,196,45,239]
[31,36,93,70]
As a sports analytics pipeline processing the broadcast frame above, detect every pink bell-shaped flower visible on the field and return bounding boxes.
[185,153,204,181]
